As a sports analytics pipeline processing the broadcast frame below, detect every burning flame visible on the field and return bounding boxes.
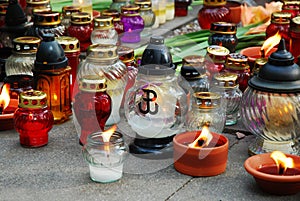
[188,124,213,148]
[102,125,117,155]
[270,151,294,175]
[53,94,58,101]
[261,31,281,57]
[0,84,10,112]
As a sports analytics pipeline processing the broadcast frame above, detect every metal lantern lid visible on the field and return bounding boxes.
[33,11,61,26]
[193,92,221,109]
[121,5,140,16]
[70,12,92,25]
[79,75,107,92]
[271,12,291,24]
[118,46,134,63]
[12,36,41,54]
[225,53,249,70]
[210,22,237,34]
[135,1,152,11]
[248,39,300,93]
[181,55,206,79]
[19,90,48,109]
[214,72,239,88]
[86,44,118,60]
[55,36,80,53]
[138,64,175,76]
[204,0,227,6]
[62,5,81,17]
[93,16,114,30]
[34,33,68,70]
[102,9,120,18]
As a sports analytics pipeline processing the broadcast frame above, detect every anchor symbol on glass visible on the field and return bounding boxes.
[138,89,159,115]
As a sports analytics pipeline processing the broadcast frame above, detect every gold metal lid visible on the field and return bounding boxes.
[225,53,249,70]
[283,0,300,6]
[0,3,8,15]
[71,12,92,25]
[207,45,230,56]
[79,75,107,92]
[210,22,237,34]
[102,9,120,18]
[214,72,238,88]
[271,12,291,24]
[19,90,48,109]
[121,5,140,16]
[193,92,221,109]
[33,11,61,26]
[204,0,227,6]
[93,16,114,30]
[32,7,52,14]
[135,1,152,11]
[13,36,41,54]
[26,0,50,6]
[55,36,80,53]
[252,57,267,75]
[118,46,134,63]
[182,55,205,67]
[87,44,118,60]
[62,5,82,17]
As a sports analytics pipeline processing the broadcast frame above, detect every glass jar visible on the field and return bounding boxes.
[5,36,41,76]
[55,36,80,98]
[223,53,250,92]
[205,45,230,81]
[151,0,159,28]
[198,0,230,29]
[186,92,226,133]
[175,0,192,17]
[61,5,82,34]
[266,12,291,51]
[3,74,34,99]
[208,22,238,53]
[110,0,128,12]
[73,75,112,145]
[73,0,93,19]
[26,11,65,38]
[166,0,175,20]
[68,12,93,52]
[281,0,300,18]
[211,72,242,126]
[14,90,54,148]
[91,16,118,45]
[82,131,128,183]
[102,9,124,34]
[76,44,128,126]
[125,64,188,156]
[154,0,166,24]
[25,0,51,22]
[120,5,144,43]
[134,0,155,37]
[180,55,209,93]
[0,3,8,28]
[290,16,300,63]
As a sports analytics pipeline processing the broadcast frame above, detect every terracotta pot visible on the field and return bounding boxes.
[227,1,242,24]
[173,131,228,176]
[244,153,300,195]
[240,46,277,69]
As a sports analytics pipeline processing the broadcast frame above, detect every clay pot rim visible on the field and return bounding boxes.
[0,112,14,119]
[244,153,300,182]
[240,46,277,61]
[173,131,228,151]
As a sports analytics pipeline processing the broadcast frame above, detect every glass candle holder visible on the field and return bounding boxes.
[102,9,124,34]
[73,75,112,145]
[134,0,155,37]
[91,16,118,45]
[82,131,128,183]
[222,53,250,92]
[61,5,82,35]
[68,12,93,52]
[211,72,242,126]
[197,0,230,29]
[175,0,192,17]
[14,90,54,148]
[166,0,175,20]
[120,4,144,43]
[186,92,226,133]
[266,12,291,51]
[281,0,300,18]
[76,44,128,126]
[0,3,8,28]
[25,0,51,22]
[3,74,34,100]
[208,22,238,53]
[73,0,93,19]
[289,16,300,63]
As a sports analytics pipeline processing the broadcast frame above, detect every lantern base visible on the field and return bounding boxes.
[129,134,174,159]
[248,137,299,156]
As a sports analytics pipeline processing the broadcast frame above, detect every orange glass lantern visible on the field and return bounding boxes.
[33,33,72,123]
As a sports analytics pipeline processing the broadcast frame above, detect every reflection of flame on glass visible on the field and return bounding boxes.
[270,151,294,175]
[260,31,281,57]
[0,84,10,114]
[188,124,213,148]
[102,125,117,156]
[53,94,58,101]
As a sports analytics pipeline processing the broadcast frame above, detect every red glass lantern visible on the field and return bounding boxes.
[0,3,8,28]
[290,16,300,63]
[14,90,54,147]
[56,36,80,98]
[33,33,72,123]
[73,75,112,145]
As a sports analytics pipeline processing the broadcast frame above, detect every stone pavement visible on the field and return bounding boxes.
[0,110,299,201]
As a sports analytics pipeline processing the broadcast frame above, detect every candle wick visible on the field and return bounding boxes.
[279,164,285,175]
[0,104,3,115]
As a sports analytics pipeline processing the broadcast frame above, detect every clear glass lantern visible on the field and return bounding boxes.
[124,64,188,157]
[241,39,300,155]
